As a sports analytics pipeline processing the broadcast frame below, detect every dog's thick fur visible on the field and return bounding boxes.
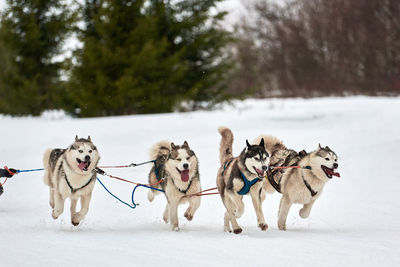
[254,136,340,230]
[147,140,201,231]
[43,136,100,226]
[216,127,270,234]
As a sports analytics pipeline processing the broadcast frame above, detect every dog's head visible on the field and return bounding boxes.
[66,135,100,174]
[242,138,270,177]
[167,141,197,182]
[310,144,340,180]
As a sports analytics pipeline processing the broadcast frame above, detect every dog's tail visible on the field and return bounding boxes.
[218,126,234,165]
[149,140,171,161]
[43,148,52,186]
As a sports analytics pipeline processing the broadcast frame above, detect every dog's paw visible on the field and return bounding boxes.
[224,226,232,233]
[258,223,268,231]
[52,209,61,220]
[299,208,310,219]
[147,191,154,202]
[184,211,193,221]
[278,224,287,231]
[71,220,80,226]
[171,225,180,232]
[163,215,169,224]
[233,228,243,234]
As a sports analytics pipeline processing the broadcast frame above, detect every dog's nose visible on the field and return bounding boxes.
[262,165,268,171]
[85,155,91,162]
[333,163,338,169]
[183,163,189,169]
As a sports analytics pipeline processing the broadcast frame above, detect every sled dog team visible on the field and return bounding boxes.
[43,127,340,233]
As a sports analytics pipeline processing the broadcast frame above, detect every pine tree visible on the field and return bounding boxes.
[0,0,75,115]
[69,0,232,117]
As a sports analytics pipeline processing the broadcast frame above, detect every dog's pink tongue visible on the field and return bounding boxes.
[328,168,341,178]
[78,162,88,171]
[181,170,189,182]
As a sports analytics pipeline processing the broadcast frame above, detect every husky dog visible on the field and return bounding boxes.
[147,140,201,231]
[272,144,340,230]
[43,136,100,226]
[216,127,270,234]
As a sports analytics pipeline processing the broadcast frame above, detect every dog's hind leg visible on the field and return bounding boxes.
[224,211,232,232]
[184,196,200,221]
[163,203,169,223]
[299,199,316,219]
[225,191,242,234]
[71,193,92,226]
[250,186,268,231]
[52,191,66,220]
[278,194,292,231]
[49,188,55,208]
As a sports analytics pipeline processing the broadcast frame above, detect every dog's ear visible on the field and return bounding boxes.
[87,136,92,142]
[183,140,189,147]
[325,145,331,151]
[75,135,79,142]
[246,139,251,148]
[259,138,265,148]
[299,150,307,157]
[318,143,323,150]
[171,142,177,150]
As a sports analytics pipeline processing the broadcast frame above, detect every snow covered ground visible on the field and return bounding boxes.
[1,97,400,266]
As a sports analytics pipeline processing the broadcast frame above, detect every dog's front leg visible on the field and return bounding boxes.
[250,185,268,231]
[299,199,316,219]
[278,194,292,230]
[71,193,92,226]
[163,203,169,223]
[184,195,200,221]
[70,197,78,221]
[168,199,180,231]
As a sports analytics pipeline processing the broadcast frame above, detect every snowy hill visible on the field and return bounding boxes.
[1,97,399,266]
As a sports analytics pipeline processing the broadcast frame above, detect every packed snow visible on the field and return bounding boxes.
[1,97,399,266]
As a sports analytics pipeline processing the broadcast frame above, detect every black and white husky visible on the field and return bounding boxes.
[216,127,270,234]
[147,140,201,231]
[43,136,100,226]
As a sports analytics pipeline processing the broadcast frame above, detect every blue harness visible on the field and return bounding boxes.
[237,172,261,195]
[222,159,261,195]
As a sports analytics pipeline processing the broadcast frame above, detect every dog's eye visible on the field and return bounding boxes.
[89,150,92,153]
[325,158,329,161]
[255,157,260,161]
[186,157,190,160]
[177,158,182,161]
[79,150,83,153]
[335,159,337,162]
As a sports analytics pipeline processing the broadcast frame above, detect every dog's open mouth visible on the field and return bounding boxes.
[77,158,91,171]
[321,165,340,178]
[253,166,265,177]
[176,168,189,182]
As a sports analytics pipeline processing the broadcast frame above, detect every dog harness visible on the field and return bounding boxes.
[64,174,95,193]
[302,173,318,197]
[237,172,261,195]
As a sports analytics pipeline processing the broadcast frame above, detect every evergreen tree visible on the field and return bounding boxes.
[0,0,75,115]
[69,0,232,117]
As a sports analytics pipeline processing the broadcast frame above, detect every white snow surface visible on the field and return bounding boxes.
[1,97,399,266]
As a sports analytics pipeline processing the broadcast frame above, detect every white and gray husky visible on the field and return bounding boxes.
[147,140,201,231]
[43,136,100,226]
[216,127,270,234]
[254,135,340,230]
